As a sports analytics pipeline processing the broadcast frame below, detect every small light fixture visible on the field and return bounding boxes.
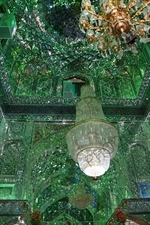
[69,184,94,209]
[66,85,118,177]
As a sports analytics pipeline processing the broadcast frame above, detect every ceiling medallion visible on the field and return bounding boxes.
[66,85,118,177]
[79,0,150,58]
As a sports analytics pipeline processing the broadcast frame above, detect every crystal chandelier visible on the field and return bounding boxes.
[66,85,118,177]
[79,0,150,58]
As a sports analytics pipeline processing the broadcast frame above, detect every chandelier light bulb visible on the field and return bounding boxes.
[78,148,111,177]
[66,85,118,177]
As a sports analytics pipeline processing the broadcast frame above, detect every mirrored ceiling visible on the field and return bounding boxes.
[0,0,149,117]
[0,1,150,225]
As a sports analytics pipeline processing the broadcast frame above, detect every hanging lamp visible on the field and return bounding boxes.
[66,84,118,177]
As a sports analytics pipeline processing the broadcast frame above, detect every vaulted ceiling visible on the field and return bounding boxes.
[0,0,150,225]
[0,0,150,117]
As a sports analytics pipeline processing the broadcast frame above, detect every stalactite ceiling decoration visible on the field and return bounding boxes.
[0,0,150,225]
[0,0,149,109]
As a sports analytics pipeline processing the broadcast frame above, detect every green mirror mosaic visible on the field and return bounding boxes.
[0,0,150,224]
